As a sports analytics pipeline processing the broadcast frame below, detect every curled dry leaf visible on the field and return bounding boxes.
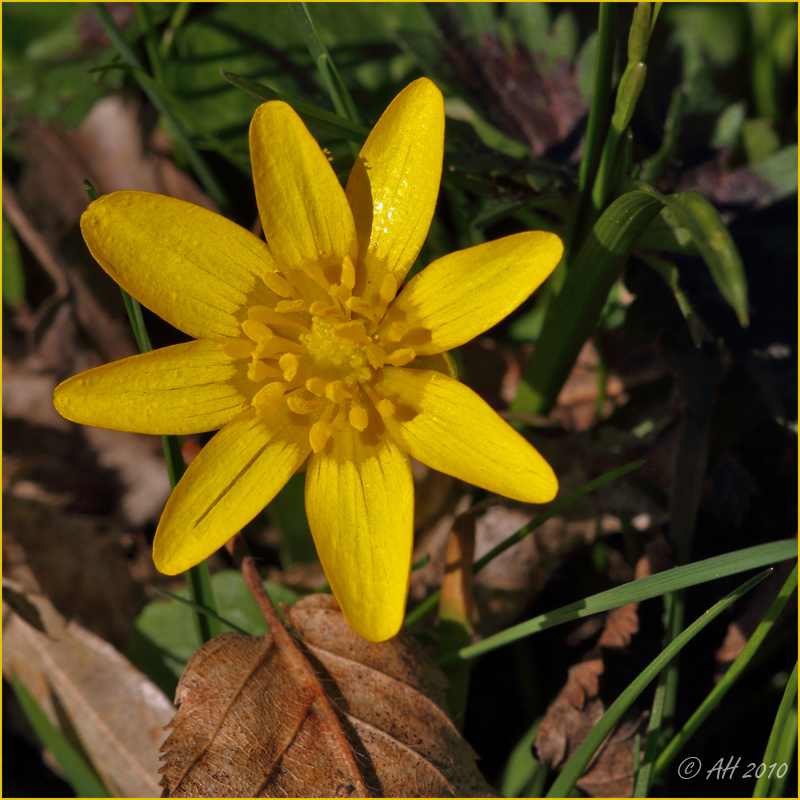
[160,558,495,798]
[3,586,175,798]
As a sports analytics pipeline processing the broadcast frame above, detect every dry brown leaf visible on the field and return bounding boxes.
[160,559,495,798]
[3,589,175,798]
[535,539,671,797]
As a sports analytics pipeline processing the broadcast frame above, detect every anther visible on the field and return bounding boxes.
[278,353,300,382]
[242,320,272,342]
[385,347,416,367]
[349,403,368,432]
[222,338,255,359]
[340,255,356,291]
[252,382,287,417]
[262,271,298,298]
[275,299,308,314]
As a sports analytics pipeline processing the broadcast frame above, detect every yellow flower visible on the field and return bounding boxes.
[53,79,562,642]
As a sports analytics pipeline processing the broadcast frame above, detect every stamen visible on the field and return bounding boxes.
[345,297,380,326]
[385,347,416,367]
[287,392,330,415]
[248,361,283,382]
[275,299,308,314]
[365,342,386,369]
[331,321,368,346]
[308,301,342,318]
[349,403,368,432]
[249,306,310,332]
[305,376,328,396]
[252,382,287,417]
[340,255,356,290]
[262,271,298,298]
[242,320,272,343]
[254,336,304,358]
[384,322,406,343]
[278,353,300,382]
[309,404,336,453]
[222,338,255,359]
[377,273,398,313]
[325,380,351,403]
[376,398,396,418]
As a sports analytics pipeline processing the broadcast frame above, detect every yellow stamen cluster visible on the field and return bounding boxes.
[223,258,420,453]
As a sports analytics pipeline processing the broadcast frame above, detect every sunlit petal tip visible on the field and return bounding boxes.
[346,76,445,293]
[305,429,414,643]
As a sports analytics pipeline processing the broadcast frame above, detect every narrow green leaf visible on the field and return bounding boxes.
[641,184,749,326]
[220,70,369,143]
[500,717,544,798]
[438,539,796,664]
[11,677,110,798]
[290,2,364,126]
[513,190,665,415]
[546,569,772,797]
[754,661,799,798]
[89,2,229,210]
[769,704,797,798]
[654,564,798,786]
[404,460,645,627]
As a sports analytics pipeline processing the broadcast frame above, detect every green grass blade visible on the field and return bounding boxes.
[769,703,797,798]
[639,183,749,326]
[404,460,644,627]
[653,564,798,786]
[290,2,364,126]
[438,539,796,665]
[500,717,544,797]
[513,190,664,415]
[220,70,369,143]
[89,2,229,210]
[546,568,773,798]
[82,181,221,644]
[11,677,110,798]
[754,660,799,798]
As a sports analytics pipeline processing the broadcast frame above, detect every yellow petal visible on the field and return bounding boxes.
[375,367,558,504]
[305,424,413,642]
[249,101,357,287]
[154,408,312,575]
[384,231,563,355]
[345,78,444,299]
[53,340,250,435]
[81,192,275,339]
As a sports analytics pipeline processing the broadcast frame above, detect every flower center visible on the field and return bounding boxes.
[223,259,419,454]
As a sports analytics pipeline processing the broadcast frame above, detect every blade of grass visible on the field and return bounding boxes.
[754,660,799,798]
[405,459,645,626]
[769,703,797,798]
[11,677,110,798]
[437,539,796,665]
[546,568,773,797]
[220,70,369,143]
[570,2,617,251]
[513,189,665,415]
[638,183,749,325]
[653,564,798,786]
[89,2,229,210]
[500,717,544,797]
[290,2,364,125]
[82,180,220,644]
